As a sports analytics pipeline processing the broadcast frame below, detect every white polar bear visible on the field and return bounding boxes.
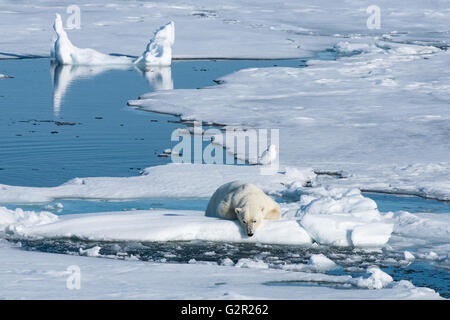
[205,181,281,237]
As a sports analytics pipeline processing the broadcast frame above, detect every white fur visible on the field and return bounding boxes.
[205,181,281,236]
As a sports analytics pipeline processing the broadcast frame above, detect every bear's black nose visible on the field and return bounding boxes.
[247,233,254,237]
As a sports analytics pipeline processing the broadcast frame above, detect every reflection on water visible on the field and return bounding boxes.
[139,66,173,91]
[0,57,308,187]
[51,62,173,116]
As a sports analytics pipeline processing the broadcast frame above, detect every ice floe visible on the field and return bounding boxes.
[0,240,441,299]
[2,209,313,245]
[2,163,448,249]
[130,42,450,200]
[0,207,57,236]
[0,164,314,203]
[2,1,449,59]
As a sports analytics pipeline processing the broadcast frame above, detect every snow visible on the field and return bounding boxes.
[0,241,441,299]
[294,187,394,247]
[0,207,58,235]
[5,209,312,245]
[0,163,314,203]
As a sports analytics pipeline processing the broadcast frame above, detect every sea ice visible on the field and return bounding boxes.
[0,241,441,299]
[53,14,174,67]
[53,14,133,65]
[355,267,393,290]
[134,21,175,67]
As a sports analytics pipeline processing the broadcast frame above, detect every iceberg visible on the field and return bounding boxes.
[53,14,133,65]
[53,14,174,67]
[134,21,175,67]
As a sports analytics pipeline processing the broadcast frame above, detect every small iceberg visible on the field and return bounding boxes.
[53,14,174,67]
[134,21,175,68]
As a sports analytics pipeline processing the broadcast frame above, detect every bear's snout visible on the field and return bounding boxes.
[247,232,254,237]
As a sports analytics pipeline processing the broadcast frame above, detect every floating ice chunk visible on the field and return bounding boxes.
[307,254,338,272]
[43,202,64,212]
[424,251,439,260]
[235,258,269,269]
[188,259,218,265]
[53,14,133,65]
[134,21,175,67]
[0,207,58,235]
[356,267,393,290]
[404,251,415,261]
[351,223,394,247]
[0,74,13,79]
[298,187,393,247]
[53,14,174,67]
[300,187,380,219]
[333,41,377,54]
[79,246,101,257]
[220,258,235,266]
[301,214,393,247]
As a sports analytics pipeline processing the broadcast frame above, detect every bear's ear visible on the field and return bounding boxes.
[235,208,242,214]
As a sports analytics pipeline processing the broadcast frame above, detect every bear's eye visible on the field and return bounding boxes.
[253,219,257,223]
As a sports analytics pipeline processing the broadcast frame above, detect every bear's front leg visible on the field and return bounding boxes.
[218,200,236,220]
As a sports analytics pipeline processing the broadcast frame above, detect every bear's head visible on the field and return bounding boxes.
[235,205,264,237]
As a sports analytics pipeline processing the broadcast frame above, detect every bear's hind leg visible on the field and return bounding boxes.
[264,207,281,220]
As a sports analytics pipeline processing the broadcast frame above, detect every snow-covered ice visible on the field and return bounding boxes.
[0,164,315,203]
[53,13,174,66]
[1,0,449,59]
[2,208,313,245]
[134,21,175,67]
[0,241,440,299]
[53,13,133,65]
[130,42,450,200]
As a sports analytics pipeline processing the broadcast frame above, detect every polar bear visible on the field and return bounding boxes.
[205,181,281,236]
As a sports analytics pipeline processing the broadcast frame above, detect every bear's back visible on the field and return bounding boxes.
[205,181,264,218]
